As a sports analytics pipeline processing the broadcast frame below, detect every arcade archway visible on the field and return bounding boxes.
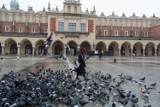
[35,40,45,55]
[96,42,106,51]
[52,41,64,55]
[80,41,91,53]
[108,42,119,56]
[4,39,17,55]
[67,41,77,55]
[121,42,131,56]
[133,42,143,56]
[145,42,155,56]
[20,39,32,55]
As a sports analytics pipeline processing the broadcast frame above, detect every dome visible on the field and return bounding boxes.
[10,0,19,9]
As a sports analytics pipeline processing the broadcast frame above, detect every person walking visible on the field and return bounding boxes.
[75,49,87,80]
[99,49,104,60]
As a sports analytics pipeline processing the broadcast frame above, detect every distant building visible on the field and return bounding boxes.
[0,0,160,56]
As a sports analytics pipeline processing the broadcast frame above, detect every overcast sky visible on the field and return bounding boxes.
[1,0,160,17]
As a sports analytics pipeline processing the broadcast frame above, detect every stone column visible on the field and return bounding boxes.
[17,46,20,56]
[1,46,4,55]
[32,46,35,56]
[106,46,108,51]
[131,46,133,56]
[154,46,157,56]
[63,46,67,57]
[143,46,145,57]
[119,47,121,56]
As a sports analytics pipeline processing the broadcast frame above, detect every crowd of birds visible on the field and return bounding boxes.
[0,66,159,107]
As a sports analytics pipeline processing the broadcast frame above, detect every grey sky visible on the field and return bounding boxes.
[0,0,160,17]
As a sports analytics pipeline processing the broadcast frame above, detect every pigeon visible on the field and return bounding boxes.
[79,100,89,106]
[126,91,131,98]
[140,77,145,82]
[150,82,156,89]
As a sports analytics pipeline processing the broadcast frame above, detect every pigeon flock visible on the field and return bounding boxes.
[0,65,159,107]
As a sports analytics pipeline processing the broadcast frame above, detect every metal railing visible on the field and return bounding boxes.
[0,32,47,38]
[96,36,160,40]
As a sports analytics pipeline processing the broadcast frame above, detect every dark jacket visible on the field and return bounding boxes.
[75,53,86,75]
[78,54,86,67]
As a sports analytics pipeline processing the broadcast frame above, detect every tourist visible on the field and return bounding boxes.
[75,48,87,79]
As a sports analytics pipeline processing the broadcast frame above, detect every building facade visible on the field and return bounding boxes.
[0,0,160,57]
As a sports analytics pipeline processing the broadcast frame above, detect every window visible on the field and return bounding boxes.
[144,32,148,37]
[114,30,118,36]
[5,26,10,32]
[32,27,35,33]
[125,31,128,36]
[74,6,77,13]
[58,22,64,32]
[104,30,108,36]
[68,6,71,13]
[44,28,48,33]
[135,31,138,37]
[18,27,23,33]
[68,22,76,32]
[80,23,86,32]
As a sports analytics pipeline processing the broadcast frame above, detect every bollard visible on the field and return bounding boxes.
[114,58,116,63]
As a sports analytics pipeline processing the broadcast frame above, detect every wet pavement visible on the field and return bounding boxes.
[0,55,160,107]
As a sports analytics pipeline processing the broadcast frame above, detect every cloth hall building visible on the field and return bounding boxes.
[0,0,160,57]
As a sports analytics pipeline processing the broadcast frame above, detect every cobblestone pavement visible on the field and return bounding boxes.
[0,56,160,107]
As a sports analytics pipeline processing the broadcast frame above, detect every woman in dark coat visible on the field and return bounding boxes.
[75,49,86,79]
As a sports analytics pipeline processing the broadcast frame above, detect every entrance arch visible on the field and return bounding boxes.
[25,44,32,55]
[4,38,17,55]
[67,41,77,55]
[108,42,119,56]
[20,39,32,55]
[52,41,64,55]
[121,42,131,56]
[96,42,106,51]
[145,42,155,56]
[35,40,45,55]
[133,42,143,56]
[80,41,91,53]
[10,44,17,54]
